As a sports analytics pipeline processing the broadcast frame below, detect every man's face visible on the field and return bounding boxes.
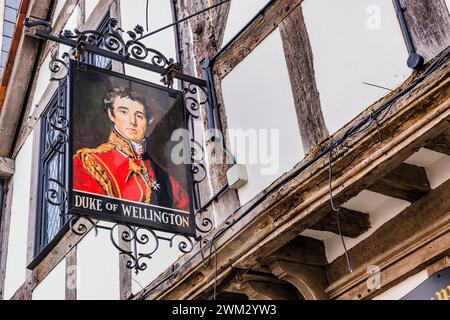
[108,96,147,142]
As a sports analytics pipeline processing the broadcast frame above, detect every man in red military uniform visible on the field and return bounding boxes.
[73,87,189,211]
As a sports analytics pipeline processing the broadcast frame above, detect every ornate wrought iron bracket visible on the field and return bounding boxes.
[24,17,207,87]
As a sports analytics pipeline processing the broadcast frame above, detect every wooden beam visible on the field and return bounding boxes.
[425,128,450,156]
[65,247,77,300]
[310,208,370,238]
[0,157,14,178]
[28,219,94,292]
[225,272,301,300]
[325,214,450,300]
[119,225,132,300]
[270,260,328,300]
[216,0,302,79]
[426,255,450,277]
[0,180,14,299]
[367,163,431,203]
[400,0,450,63]
[239,280,300,300]
[262,235,327,268]
[279,5,329,152]
[327,178,450,284]
[10,282,32,300]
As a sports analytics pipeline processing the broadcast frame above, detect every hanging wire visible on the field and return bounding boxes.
[136,49,450,300]
[328,149,353,273]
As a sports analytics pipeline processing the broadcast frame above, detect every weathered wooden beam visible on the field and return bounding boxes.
[216,0,302,79]
[262,235,327,268]
[310,208,370,238]
[65,247,77,300]
[139,58,450,300]
[270,260,328,300]
[279,6,329,152]
[0,0,53,157]
[327,178,450,284]
[119,225,132,300]
[0,157,14,178]
[426,255,450,277]
[400,0,450,63]
[0,180,14,299]
[239,280,300,300]
[215,291,249,300]
[10,282,32,300]
[326,214,449,300]
[367,163,431,203]
[28,219,95,291]
[224,272,301,300]
[424,128,450,156]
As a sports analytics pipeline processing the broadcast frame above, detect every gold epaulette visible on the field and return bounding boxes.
[75,143,116,197]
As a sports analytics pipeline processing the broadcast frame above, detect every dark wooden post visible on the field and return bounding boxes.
[399,0,450,63]
[279,7,329,153]
[174,0,240,223]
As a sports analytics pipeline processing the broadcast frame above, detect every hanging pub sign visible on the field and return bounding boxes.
[68,60,195,236]
[401,267,450,300]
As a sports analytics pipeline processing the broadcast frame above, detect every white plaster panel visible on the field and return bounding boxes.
[302,0,411,134]
[222,0,271,46]
[222,30,304,205]
[131,231,185,294]
[85,0,100,19]
[120,0,177,87]
[76,225,120,300]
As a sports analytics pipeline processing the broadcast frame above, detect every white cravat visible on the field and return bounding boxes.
[131,139,145,154]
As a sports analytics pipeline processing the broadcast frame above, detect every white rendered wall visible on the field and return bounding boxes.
[85,0,100,19]
[29,53,52,115]
[302,0,411,134]
[53,0,67,22]
[222,0,271,46]
[32,259,66,300]
[373,270,428,300]
[120,0,177,86]
[131,231,185,295]
[222,30,304,205]
[3,133,34,299]
[76,226,120,300]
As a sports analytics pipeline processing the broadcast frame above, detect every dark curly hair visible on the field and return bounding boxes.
[103,87,152,123]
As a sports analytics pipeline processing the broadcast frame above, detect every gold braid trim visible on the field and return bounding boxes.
[128,160,152,204]
[76,143,116,197]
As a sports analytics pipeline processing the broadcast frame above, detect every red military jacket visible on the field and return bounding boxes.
[73,130,189,211]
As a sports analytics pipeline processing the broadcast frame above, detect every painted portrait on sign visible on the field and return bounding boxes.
[69,62,194,234]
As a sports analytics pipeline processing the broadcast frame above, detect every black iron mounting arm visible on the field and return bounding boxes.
[392,0,424,69]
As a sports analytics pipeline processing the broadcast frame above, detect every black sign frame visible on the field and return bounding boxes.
[67,60,197,237]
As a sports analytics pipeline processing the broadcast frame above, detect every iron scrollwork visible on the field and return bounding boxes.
[60,18,175,69]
